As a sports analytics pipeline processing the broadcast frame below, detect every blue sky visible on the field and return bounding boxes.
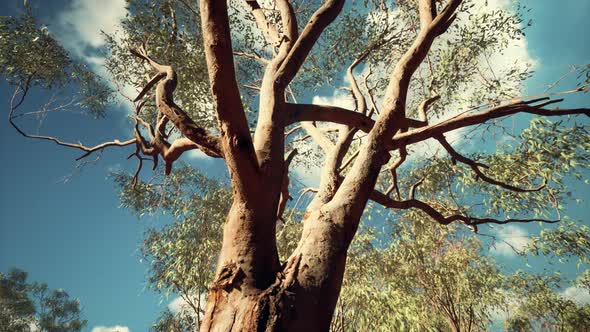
[0,0,589,331]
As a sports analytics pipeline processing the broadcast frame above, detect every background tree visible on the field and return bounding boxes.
[2,0,589,330]
[0,268,87,332]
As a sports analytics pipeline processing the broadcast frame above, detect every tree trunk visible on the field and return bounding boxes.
[200,205,354,332]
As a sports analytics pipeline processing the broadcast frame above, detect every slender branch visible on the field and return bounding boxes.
[233,51,269,64]
[276,0,299,54]
[385,146,407,199]
[395,97,590,149]
[244,0,281,45]
[287,87,336,153]
[131,47,224,160]
[9,83,136,161]
[436,135,546,193]
[418,95,440,123]
[277,148,298,221]
[369,190,559,232]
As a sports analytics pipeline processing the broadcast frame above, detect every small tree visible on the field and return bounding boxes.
[0,268,87,332]
[3,0,589,330]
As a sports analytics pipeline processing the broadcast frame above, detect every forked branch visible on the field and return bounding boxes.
[130,46,223,160]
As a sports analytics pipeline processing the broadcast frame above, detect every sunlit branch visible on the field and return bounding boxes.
[244,0,281,46]
[130,46,224,159]
[384,146,407,199]
[277,148,298,221]
[369,190,559,233]
[394,97,590,148]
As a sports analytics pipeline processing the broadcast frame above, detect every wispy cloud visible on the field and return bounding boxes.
[53,0,136,112]
[91,326,130,332]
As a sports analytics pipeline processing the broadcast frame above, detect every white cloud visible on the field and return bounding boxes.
[57,0,127,57]
[53,0,138,113]
[489,225,530,257]
[187,149,212,160]
[311,93,355,111]
[168,294,207,314]
[562,286,590,305]
[91,326,130,332]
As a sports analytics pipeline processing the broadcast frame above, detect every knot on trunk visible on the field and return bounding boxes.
[212,262,245,292]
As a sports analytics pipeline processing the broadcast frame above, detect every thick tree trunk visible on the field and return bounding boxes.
[200,205,355,332]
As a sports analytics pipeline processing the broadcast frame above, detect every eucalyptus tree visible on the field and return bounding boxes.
[118,167,505,331]
[3,0,590,330]
[504,272,590,332]
[0,268,87,332]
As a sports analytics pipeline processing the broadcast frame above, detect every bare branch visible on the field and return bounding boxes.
[233,51,269,65]
[276,0,299,54]
[418,95,440,123]
[244,0,281,45]
[277,148,298,221]
[9,84,136,161]
[287,87,336,153]
[384,147,408,199]
[436,135,546,193]
[394,97,590,149]
[409,176,426,200]
[369,190,559,233]
[130,47,224,160]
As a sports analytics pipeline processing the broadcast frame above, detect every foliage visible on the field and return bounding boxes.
[505,272,590,331]
[332,212,506,332]
[103,0,214,127]
[0,268,86,332]
[526,220,590,265]
[150,309,195,332]
[0,2,112,117]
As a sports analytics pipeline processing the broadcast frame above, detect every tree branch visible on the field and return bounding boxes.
[244,0,281,46]
[9,83,136,161]
[200,0,259,197]
[435,135,547,193]
[285,103,375,133]
[277,148,298,221]
[369,190,559,233]
[131,47,224,159]
[274,0,345,87]
[393,97,590,148]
